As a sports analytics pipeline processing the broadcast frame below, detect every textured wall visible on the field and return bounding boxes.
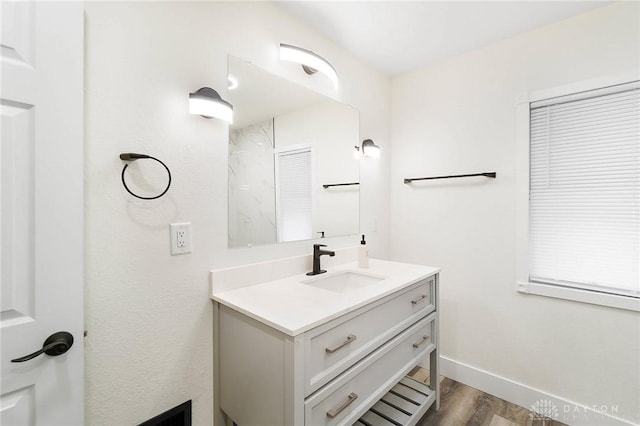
[84,2,390,425]
[390,3,640,423]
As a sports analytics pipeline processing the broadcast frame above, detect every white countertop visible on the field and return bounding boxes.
[212,259,439,336]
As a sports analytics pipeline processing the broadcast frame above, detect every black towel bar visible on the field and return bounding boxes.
[322,182,360,189]
[404,172,496,184]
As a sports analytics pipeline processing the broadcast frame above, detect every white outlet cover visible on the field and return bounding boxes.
[170,222,192,255]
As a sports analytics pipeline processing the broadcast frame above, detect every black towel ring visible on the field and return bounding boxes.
[119,153,172,200]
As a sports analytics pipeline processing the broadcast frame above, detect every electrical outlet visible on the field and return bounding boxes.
[170,222,192,255]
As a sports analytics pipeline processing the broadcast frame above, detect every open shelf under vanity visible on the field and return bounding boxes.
[354,375,435,426]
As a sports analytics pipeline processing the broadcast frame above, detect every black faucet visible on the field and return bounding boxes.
[306,244,335,276]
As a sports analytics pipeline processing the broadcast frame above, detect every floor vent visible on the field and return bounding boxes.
[138,400,192,426]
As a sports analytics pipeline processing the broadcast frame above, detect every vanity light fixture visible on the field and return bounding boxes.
[228,75,238,90]
[362,139,381,158]
[354,139,381,159]
[188,87,234,123]
[279,43,338,87]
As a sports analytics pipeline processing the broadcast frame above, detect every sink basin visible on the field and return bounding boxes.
[300,270,385,293]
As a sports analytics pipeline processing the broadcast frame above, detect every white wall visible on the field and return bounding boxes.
[84,2,390,425]
[390,2,639,424]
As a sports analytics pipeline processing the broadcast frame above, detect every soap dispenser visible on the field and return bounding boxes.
[358,234,369,268]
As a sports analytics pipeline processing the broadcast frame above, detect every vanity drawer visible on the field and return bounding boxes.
[304,314,436,426]
[304,277,434,396]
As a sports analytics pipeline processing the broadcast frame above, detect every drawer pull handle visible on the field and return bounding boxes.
[411,294,428,305]
[412,335,429,349]
[325,334,357,354]
[326,392,358,418]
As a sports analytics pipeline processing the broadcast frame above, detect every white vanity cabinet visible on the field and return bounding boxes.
[212,259,439,426]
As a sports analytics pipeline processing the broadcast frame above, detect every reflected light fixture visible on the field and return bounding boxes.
[354,139,381,159]
[188,87,233,123]
[279,43,339,87]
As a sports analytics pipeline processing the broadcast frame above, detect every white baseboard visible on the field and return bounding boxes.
[440,356,638,426]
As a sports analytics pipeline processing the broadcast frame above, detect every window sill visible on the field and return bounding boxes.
[517,281,640,312]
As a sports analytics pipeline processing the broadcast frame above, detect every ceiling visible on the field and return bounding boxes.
[275,1,612,76]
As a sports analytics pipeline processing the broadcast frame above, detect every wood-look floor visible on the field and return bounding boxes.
[408,368,567,426]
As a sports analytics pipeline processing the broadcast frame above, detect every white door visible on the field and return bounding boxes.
[1,2,84,425]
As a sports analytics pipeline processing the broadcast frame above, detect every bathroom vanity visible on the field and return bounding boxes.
[211,251,439,426]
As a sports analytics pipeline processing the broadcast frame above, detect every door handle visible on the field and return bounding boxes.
[11,331,74,363]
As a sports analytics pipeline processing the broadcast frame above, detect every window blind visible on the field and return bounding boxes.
[529,83,640,297]
[276,148,313,243]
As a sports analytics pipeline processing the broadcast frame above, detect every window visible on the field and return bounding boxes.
[518,77,640,310]
[275,147,313,243]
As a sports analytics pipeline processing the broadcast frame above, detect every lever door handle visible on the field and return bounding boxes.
[11,331,74,363]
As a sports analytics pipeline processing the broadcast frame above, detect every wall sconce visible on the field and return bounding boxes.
[228,75,238,90]
[354,139,381,159]
[188,87,234,123]
[279,43,339,87]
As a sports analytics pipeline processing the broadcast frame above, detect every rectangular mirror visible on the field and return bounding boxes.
[228,55,360,248]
